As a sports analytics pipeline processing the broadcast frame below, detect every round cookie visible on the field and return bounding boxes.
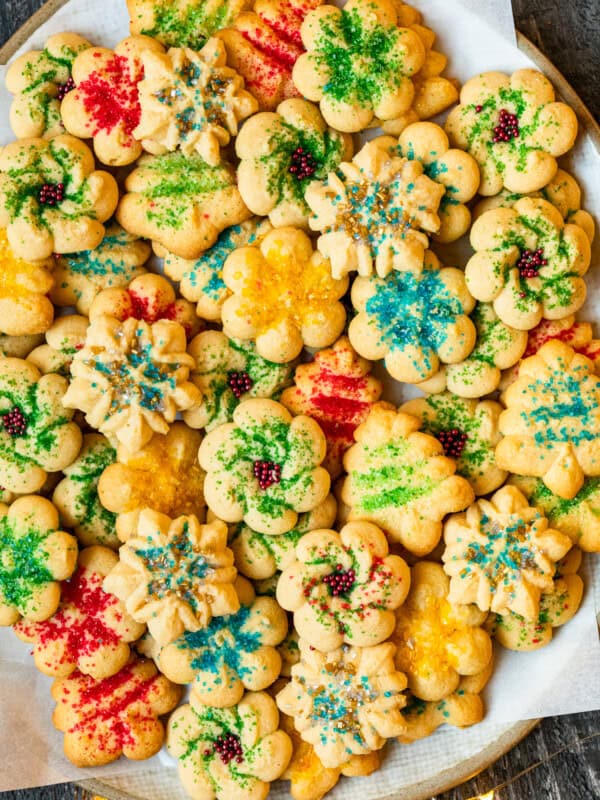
[0,228,54,336]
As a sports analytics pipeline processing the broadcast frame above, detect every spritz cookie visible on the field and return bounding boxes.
[6,33,92,139]
[221,226,347,363]
[0,357,82,493]
[98,422,205,542]
[465,197,591,331]
[0,228,54,336]
[293,0,425,132]
[61,36,165,166]
[199,398,330,535]
[277,520,410,651]
[277,639,407,768]
[168,691,292,800]
[236,98,352,228]
[50,223,151,315]
[117,151,250,259]
[14,546,145,679]
[442,485,572,620]
[342,405,474,555]
[26,315,88,377]
[349,253,476,384]
[0,135,118,261]
[496,341,600,499]
[0,495,77,626]
[305,137,445,279]
[134,39,257,162]
[51,655,181,767]
[63,315,200,452]
[103,511,239,645]
[184,331,294,432]
[445,69,578,195]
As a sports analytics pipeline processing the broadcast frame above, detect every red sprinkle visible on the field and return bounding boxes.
[253,460,281,489]
[78,54,142,136]
[438,428,468,458]
[493,108,520,143]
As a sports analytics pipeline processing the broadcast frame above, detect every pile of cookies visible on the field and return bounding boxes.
[0,0,598,797]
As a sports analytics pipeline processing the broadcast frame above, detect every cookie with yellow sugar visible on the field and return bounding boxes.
[496,340,600,499]
[199,398,330,535]
[0,229,54,336]
[277,520,411,651]
[97,422,205,543]
[103,511,239,646]
[341,405,474,556]
[391,561,492,703]
[445,68,578,195]
[442,485,573,621]
[221,226,347,363]
[293,0,426,132]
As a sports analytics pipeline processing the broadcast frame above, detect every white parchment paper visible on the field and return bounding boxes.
[0,0,599,795]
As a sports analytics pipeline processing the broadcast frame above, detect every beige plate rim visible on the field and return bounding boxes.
[0,3,598,800]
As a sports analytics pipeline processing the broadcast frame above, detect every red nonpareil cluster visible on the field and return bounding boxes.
[323,566,356,596]
[57,77,76,100]
[213,733,244,764]
[253,460,282,489]
[1,406,28,437]
[228,371,254,398]
[517,248,548,279]
[492,108,519,143]
[39,182,65,206]
[438,428,468,459]
[288,146,317,180]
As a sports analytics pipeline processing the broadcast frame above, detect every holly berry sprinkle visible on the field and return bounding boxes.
[228,371,253,399]
[493,109,520,143]
[438,428,468,459]
[56,77,76,101]
[38,182,65,206]
[213,733,244,765]
[1,407,28,437]
[517,248,548,279]
[323,566,356,597]
[253,460,282,490]
[288,147,318,180]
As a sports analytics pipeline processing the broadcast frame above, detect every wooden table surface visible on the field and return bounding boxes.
[1,0,599,799]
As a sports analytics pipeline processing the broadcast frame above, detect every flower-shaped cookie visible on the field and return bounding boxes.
[443,485,572,620]
[349,255,476,384]
[0,135,119,261]
[184,331,295,432]
[417,303,528,399]
[50,223,151,315]
[168,691,292,800]
[391,561,492,702]
[128,0,251,49]
[400,394,506,496]
[293,0,425,132]
[342,405,474,555]
[465,198,591,331]
[27,315,89,377]
[277,521,410,651]
[15,546,145,679]
[149,576,288,706]
[89,273,201,341]
[6,32,92,139]
[230,494,337,580]
[280,337,383,480]
[117,150,250,259]
[63,315,200,452]
[52,655,181,767]
[61,36,165,166]
[0,496,77,625]
[104,511,239,645]
[134,39,257,162]
[0,228,54,336]
[497,340,600,499]
[0,357,82,493]
[236,98,352,228]
[509,475,600,553]
[52,433,118,549]
[277,640,407,768]
[396,122,480,244]
[163,218,271,322]
[445,68,578,195]
[489,548,584,651]
[306,137,445,279]
[98,422,206,543]
[221,226,347,363]
[199,399,330,535]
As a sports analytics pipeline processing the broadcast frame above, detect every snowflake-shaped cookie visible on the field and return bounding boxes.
[443,485,572,619]
[341,405,474,555]
[445,68,578,195]
[0,228,54,336]
[103,511,239,645]
[63,315,199,452]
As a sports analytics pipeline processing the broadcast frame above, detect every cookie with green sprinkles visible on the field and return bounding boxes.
[0,356,83,494]
[167,690,292,800]
[400,393,507,496]
[292,0,426,132]
[199,398,331,536]
[445,68,578,195]
[465,197,591,331]
[52,434,118,549]
[0,495,77,626]
[5,33,92,140]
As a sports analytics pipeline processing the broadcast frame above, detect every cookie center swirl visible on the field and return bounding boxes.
[323,566,356,596]
[38,182,65,206]
[438,428,468,458]
[1,406,28,437]
[517,247,547,279]
[288,147,318,180]
[493,108,520,143]
[227,370,253,398]
[253,460,281,490]
[213,733,244,764]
